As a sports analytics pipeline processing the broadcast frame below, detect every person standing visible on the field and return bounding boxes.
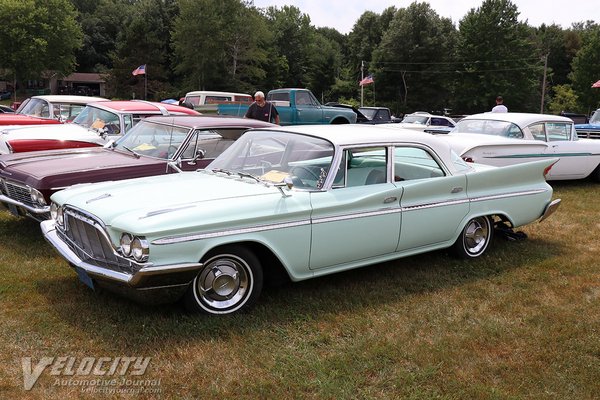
[491,96,508,113]
[245,91,280,124]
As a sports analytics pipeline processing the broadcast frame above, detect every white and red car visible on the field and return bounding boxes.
[0,100,199,154]
[0,95,108,127]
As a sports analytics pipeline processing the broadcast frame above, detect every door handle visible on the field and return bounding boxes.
[383,196,398,204]
[451,187,463,193]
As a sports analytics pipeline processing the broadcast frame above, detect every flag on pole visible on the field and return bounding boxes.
[592,80,600,88]
[132,65,146,76]
[359,75,374,86]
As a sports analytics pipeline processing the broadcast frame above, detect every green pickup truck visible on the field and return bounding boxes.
[217,88,357,125]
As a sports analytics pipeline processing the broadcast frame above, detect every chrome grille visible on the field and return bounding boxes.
[58,208,137,274]
[576,130,600,140]
[3,181,34,207]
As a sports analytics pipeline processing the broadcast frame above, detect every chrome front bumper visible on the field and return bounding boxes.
[41,219,203,289]
[0,194,49,214]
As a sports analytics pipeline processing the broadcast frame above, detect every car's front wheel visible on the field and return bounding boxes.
[452,216,493,258]
[184,245,263,315]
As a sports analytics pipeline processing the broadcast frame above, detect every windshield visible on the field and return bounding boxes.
[17,98,51,118]
[454,119,523,138]
[208,130,335,190]
[114,120,191,159]
[402,115,428,124]
[72,105,121,134]
[590,110,600,124]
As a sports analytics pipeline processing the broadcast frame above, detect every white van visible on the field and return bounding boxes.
[183,91,252,112]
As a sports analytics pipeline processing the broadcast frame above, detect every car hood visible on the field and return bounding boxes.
[0,147,163,187]
[51,172,299,235]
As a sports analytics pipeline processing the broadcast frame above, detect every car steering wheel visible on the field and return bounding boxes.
[290,166,320,180]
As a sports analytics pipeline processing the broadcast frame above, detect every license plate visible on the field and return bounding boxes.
[76,267,95,290]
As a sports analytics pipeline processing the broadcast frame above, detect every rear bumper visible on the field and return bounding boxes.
[539,198,561,223]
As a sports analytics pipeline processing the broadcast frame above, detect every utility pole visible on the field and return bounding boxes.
[540,53,548,113]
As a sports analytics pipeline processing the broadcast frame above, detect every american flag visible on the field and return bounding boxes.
[359,75,374,86]
[132,65,146,76]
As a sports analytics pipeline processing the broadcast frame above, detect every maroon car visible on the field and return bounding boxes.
[0,115,274,221]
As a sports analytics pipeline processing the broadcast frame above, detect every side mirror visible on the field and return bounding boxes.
[186,149,205,165]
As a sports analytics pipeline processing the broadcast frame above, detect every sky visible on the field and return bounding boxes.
[252,0,595,34]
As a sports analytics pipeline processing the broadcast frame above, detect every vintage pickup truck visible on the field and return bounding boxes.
[575,108,600,139]
[217,88,357,125]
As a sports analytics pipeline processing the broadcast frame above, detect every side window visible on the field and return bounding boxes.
[506,124,524,139]
[341,147,387,188]
[181,129,232,160]
[295,92,311,105]
[393,147,445,181]
[123,115,133,133]
[529,123,546,141]
[546,123,570,141]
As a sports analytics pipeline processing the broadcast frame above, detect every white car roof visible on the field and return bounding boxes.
[30,95,108,104]
[461,112,573,127]
[264,124,450,149]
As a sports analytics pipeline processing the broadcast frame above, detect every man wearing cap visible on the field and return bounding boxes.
[245,91,280,124]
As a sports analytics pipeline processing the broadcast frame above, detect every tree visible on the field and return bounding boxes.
[109,0,178,99]
[569,24,600,113]
[547,84,579,114]
[263,5,313,88]
[454,0,541,113]
[305,30,343,102]
[0,0,82,98]
[371,2,457,113]
[72,0,131,72]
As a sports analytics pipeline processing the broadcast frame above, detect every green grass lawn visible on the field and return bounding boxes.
[1,180,599,399]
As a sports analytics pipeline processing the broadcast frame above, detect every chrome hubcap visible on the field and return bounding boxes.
[464,218,489,254]
[196,255,250,311]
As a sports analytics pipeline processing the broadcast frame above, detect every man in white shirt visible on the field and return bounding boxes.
[491,96,508,113]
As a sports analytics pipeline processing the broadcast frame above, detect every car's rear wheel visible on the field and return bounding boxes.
[452,216,493,258]
[184,245,263,315]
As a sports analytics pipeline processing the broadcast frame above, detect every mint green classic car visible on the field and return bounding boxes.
[41,125,561,315]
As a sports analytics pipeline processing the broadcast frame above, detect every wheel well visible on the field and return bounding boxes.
[330,117,350,124]
[205,241,290,287]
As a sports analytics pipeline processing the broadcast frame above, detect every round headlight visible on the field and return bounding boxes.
[30,188,47,206]
[54,206,64,227]
[50,203,58,220]
[120,233,133,256]
[131,237,149,262]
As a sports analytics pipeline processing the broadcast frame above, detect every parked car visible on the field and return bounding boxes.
[442,112,600,181]
[0,95,107,127]
[183,90,253,113]
[0,105,14,113]
[574,108,600,139]
[0,91,12,100]
[42,124,560,315]
[0,100,199,154]
[358,107,402,124]
[0,115,274,221]
[395,112,456,133]
[217,88,357,125]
